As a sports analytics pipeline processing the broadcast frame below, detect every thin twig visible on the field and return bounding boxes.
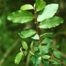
[52,54,66,66]
[26,52,31,66]
[0,39,19,66]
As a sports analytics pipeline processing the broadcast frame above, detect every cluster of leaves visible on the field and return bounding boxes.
[7,0,66,66]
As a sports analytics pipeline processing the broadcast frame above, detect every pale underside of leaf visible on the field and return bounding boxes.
[37,4,59,22]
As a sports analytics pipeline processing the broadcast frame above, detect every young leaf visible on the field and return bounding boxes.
[39,16,64,29]
[20,4,34,10]
[35,0,46,12]
[32,34,40,40]
[36,57,42,65]
[42,55,50,59]
[19,29,36,38]
[15,52,23,64]
[22,41,28,50]
[37,4,59,22]
[53,50,62,59]
[7,10,34,23]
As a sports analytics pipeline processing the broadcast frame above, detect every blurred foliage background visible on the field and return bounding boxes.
[0,0,66,66]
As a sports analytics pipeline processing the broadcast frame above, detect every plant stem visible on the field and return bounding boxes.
[34,6,41,42]
[0,39,19,66]
[26,52,31,66]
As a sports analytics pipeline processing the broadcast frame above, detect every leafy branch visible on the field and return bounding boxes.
[7,0,65,66]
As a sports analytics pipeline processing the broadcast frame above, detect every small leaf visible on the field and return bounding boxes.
[34,47,39,52]
[39,45,49,54]
[20,4,34,10]
[39,16,64,29]
[30,51,34,55]
[42,55,50,59]
[53,50,62,59]
[43,60,49,66]
[40,33,54,38]
[22,41,28,50]
[41,38,52,45]
[32,34,40,40]
[7,10,34,23]
[19,29,36,38]
[37,4,59,22]
[35,0,46,12]
[23,51,27,56]
[36,57,42,65]
[31,56,41,66]
[15,52,23,64]
[50,59,60,65]
[31,56,36,64]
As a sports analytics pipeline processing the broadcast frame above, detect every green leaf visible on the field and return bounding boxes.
[37,4,59,22]
[7,10,34,23]
[50,59,60,65]
[36,57,42,65]
[32,34,40,40]
[15,52,23,64]
[53,50,62,59]
[34,47,39,52]
[40,33,54,38]
[42,55,50,59]
[20,4,34,10]
[23,51,27,56]
[41,38,52,45]
[43,60,49,66]
[22,41,28,50]
[39,45,49,54]
[35,0,46,12]
[63,59,66,64]
[19,29,36,38]
[31,56,36,64]
[39,16,64,29]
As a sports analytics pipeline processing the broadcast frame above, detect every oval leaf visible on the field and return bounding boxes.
[53,50,62,59]
[19,29,36,38]
[20,4,34,10]
[50,59,60,65]
[15,52,23,64]
[42,55,50,59]
[35,0,46,12]
[39,16,64,29]
[22,41,28,50]
[7,11,34,23]
[37,4,59,22]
